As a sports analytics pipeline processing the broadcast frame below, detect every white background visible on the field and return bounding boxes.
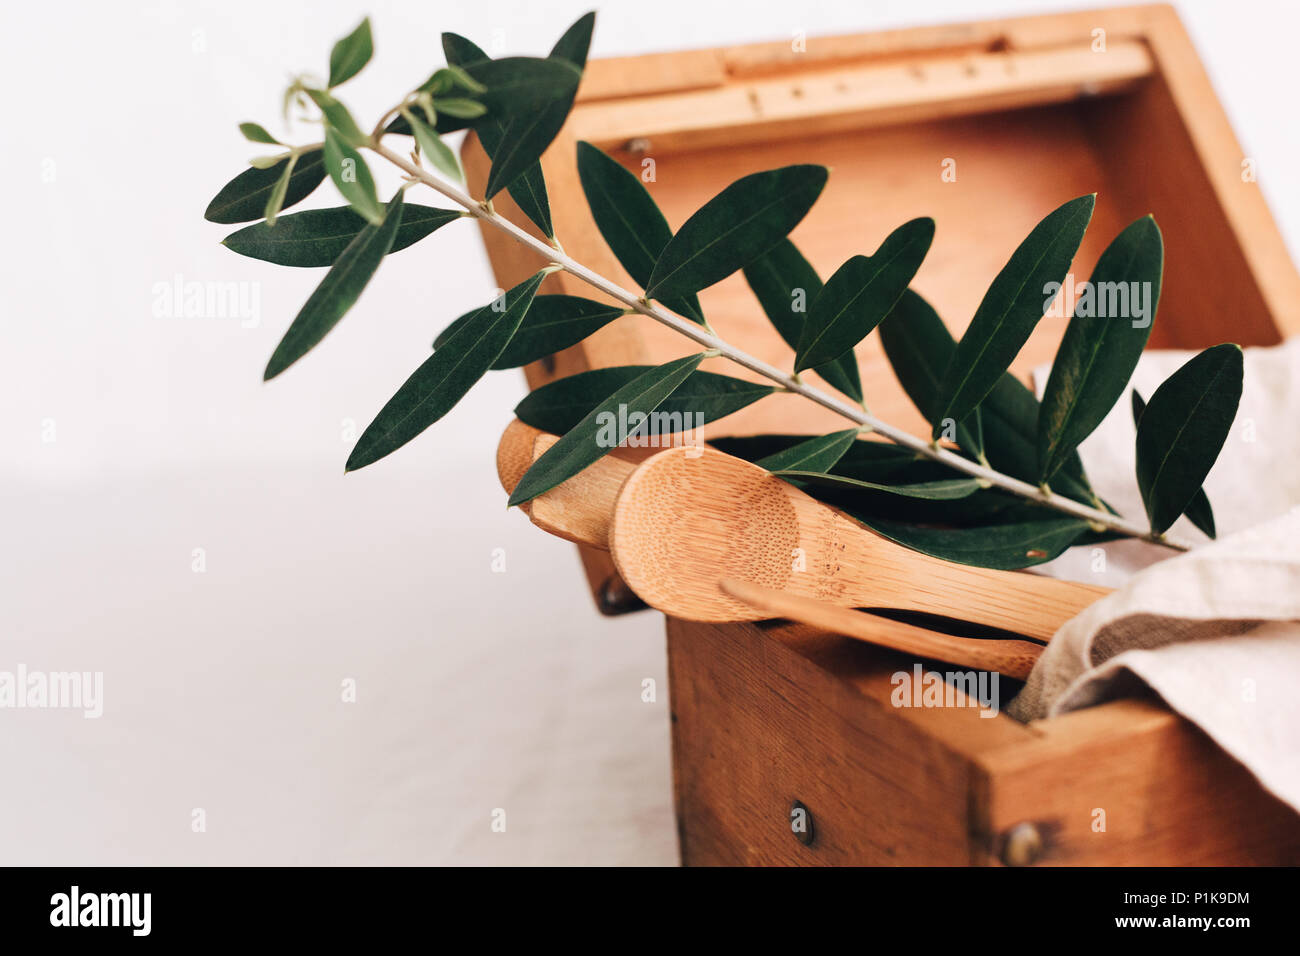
[1,0,1296,864]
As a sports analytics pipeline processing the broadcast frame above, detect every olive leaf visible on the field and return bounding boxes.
[239,122,281,145]
[1134,345,1241,535]
[1038,215,1163,483]
[935,194,1096,436]
[842,511,1090,570]
[323,125,383,226]
[405,108,463,182]
[441,33,549,234]
[223,204,461,267]
[742,239,861,402]
[479,12,594,200]
[204,149,326,224]
[441,25,592,236]
[263,154,297,226]
[878,289,983,460]
[328,17,373,88]
[434,295,625,370]
[794,218,934,373]
[434,98,487,119]
[645,165,828,301]
[576,141,704,323]
[514,364,774,434]
[347,271,547,471]
[979,372,1094,504]
[461,56,582,118]
[307,88,369,147]
[509,354,706,505]
[754,429,860,473]
[265,191,405,381]
[774,471,982,500]
[1131,391,1215,538]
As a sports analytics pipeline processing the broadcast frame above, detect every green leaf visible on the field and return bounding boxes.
[420,65,487,97]
[482,88,575,199]
[478,12,595,202]
[490,296,623,368]
[328,17,373,88]
[1182,484,1217,539]
[442,35,560,239]
[843,512,1090,570]
[645,165,828,300]
[575,141,704,323]
[935,194,1096,435]
[239,122,280,145]
[774,470,982,500]
[435,295,624,370]
[1134,345,1242,534]
[878,289,983,460]
[433,98,487,119]
[307,88,369,147]
[265,191,405,380]
[550,11,596,68]
[205,149,326,224]
[263,153,296,226]
[222,204,461,267]
[980,372,1094,504]
[1038,215,1163,483]
[249,153,292,169]
[347,272,547,471]
[509,354,706,505]
[742,239,860,402]
[1131,391,1215,539]
[514,364,774,435]
[462,56,582,118]
[794,218,934,372]
[323,125,383,226]
[405,108,463,182]
[754,429,860,473]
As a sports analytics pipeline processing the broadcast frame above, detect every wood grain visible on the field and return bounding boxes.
[720,578,1044,680]
[609,446,1109,640]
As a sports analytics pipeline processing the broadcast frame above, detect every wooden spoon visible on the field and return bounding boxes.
[495,419,634,548]
[720,578,1043,680]
[496,419,543,495]
[526,434,635,548]
[607,446,1110,640]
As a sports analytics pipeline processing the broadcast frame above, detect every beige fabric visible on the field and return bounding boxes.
[1010,340,1300,812]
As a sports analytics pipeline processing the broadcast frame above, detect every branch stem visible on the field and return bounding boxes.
[369,138,1188,552]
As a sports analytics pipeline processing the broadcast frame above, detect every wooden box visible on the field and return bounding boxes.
[464,5,1300,864]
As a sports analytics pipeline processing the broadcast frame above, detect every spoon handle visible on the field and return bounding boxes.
[720,578,1043,681]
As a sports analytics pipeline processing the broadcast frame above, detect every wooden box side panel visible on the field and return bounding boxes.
[972,700,1300,865]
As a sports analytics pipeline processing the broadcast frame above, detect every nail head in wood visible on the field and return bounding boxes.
[1001,822,1043,866]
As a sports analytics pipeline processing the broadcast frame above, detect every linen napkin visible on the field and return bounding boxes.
[1006,338,1300,813]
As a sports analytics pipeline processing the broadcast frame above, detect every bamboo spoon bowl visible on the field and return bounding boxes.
[607,445,1110,640]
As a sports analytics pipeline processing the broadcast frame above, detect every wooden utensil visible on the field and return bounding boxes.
[607,446,1110,640]
[495,420,634,548]
[719,577,1043,679]
[525,434,635,548]
[496,419,543,494]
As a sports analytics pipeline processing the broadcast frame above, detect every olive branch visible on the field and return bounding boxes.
[206,14,1244,570]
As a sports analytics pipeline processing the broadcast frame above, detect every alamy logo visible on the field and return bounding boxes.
[891,663,1000,718]
[152,273,260,328]
[1043,273,1154,328]
[595,403,705,453]
[0,664,103,718]
[50,886,151,936]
